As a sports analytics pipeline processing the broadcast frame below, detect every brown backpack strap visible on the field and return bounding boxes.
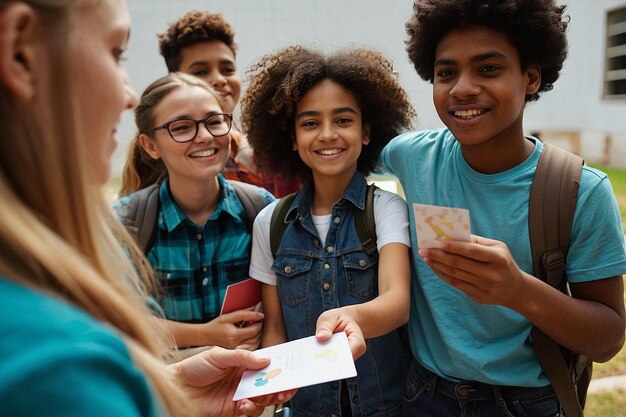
[528,143,584,417]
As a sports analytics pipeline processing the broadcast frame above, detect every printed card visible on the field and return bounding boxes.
[413,203,471,249]
[220,278,262,315]
[232,332,357,401]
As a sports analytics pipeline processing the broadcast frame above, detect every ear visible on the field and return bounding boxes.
[138,133,162,160]
[362,124,371,146]
[525,64,541,95]
[0,3,37,101]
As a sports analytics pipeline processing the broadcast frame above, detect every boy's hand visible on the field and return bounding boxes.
[419,234,530,307]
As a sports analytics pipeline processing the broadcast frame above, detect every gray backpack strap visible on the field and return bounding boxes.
[528,143,585,417]
[118,183,160,253]
[269,192,297,257]
[228,180,270,228]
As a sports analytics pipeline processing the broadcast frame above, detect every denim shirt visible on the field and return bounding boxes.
[272,173,407,417]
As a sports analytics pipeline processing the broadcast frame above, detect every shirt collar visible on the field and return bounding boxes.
[158,175,243,232]
[288,172,367,222]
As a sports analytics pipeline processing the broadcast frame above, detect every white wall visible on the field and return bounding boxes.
[114,0,626,176]
[525,0,626,134]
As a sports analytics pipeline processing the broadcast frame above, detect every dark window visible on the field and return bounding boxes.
[605,6,626,99]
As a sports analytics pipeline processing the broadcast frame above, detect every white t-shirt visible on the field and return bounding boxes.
[249,188,411,286]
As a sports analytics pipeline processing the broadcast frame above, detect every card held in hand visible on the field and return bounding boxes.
[413,203,471,249]
[220,277,262,315]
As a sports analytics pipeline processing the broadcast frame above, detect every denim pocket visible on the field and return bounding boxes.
[505,388,561,417]
[272,255,312,307]
[404,361,430,404]
[342,252,377,299]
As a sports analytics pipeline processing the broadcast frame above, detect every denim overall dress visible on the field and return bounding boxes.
[271,173,407,417]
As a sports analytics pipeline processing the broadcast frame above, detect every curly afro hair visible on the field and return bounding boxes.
[405,0,569,102]
[158,10,237,72]
[240,46,416,181]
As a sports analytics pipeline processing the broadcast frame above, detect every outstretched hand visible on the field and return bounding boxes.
[315,308,366,359]
[170,347,296,417]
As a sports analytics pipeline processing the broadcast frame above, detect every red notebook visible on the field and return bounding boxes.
[220,278,262,315]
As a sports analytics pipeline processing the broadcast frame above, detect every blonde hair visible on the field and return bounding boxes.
[0,1,191,415]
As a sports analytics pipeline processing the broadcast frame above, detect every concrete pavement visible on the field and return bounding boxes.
[588,374,626,393]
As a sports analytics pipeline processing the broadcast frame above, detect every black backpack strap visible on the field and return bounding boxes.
[269,192,297,257]
[355,183,378,257]
[228,180,270,228]
[269,184,379,258]
[528,143,584,417]
[117,183,160,253]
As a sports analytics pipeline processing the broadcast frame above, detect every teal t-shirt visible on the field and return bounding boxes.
[0,277,165,416]
[379,128,626,387]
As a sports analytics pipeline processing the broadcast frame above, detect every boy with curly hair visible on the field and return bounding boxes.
[377,1,626,416]
[119,10,300,198]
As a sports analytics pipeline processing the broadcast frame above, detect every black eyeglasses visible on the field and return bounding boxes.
[150,113,233,143]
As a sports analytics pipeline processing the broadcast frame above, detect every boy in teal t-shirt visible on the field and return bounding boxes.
[378,1,626,416]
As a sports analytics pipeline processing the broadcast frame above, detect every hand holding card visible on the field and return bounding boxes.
[220,278,262,315]
[413,203,471,249]
[233,332,356,401]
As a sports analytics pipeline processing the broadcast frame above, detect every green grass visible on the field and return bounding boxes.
[585,389,626,417]
[588,163,626,226]
[584,162,626,414]
[595,341,626,378]
[589,162,626,378]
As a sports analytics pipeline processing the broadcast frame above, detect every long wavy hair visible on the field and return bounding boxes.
[0,1,191,415]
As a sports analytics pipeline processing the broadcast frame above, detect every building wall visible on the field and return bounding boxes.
[114,0,626,175]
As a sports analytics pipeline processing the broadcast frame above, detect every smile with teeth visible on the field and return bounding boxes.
[316,148,343,156]
[453,109,489,119]
[190,149,217,158]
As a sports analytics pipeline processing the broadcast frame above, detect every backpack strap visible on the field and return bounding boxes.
[121,180,267,253]
[269,192,297,257]
[118,183,160,253]
[228,180,270,228]
[269,184,378,258]
[528,143,584,417]
[355,183,378,257]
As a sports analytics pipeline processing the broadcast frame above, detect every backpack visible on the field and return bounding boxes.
[119,180,269,253]
[528,143,589,417]
[269,183,378,257]
[268,144,589,416]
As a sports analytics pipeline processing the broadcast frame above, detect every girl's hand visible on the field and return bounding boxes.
[202,311,264,349]
[315,308,366,359]
[171,347,296,417]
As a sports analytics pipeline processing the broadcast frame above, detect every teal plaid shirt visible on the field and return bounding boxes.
[127,175,273,323]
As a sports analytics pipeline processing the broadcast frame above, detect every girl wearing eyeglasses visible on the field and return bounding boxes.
[114,72,274,353]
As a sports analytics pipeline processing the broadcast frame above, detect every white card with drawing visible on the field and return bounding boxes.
[233,332,356,401]
[413,203,471,249]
